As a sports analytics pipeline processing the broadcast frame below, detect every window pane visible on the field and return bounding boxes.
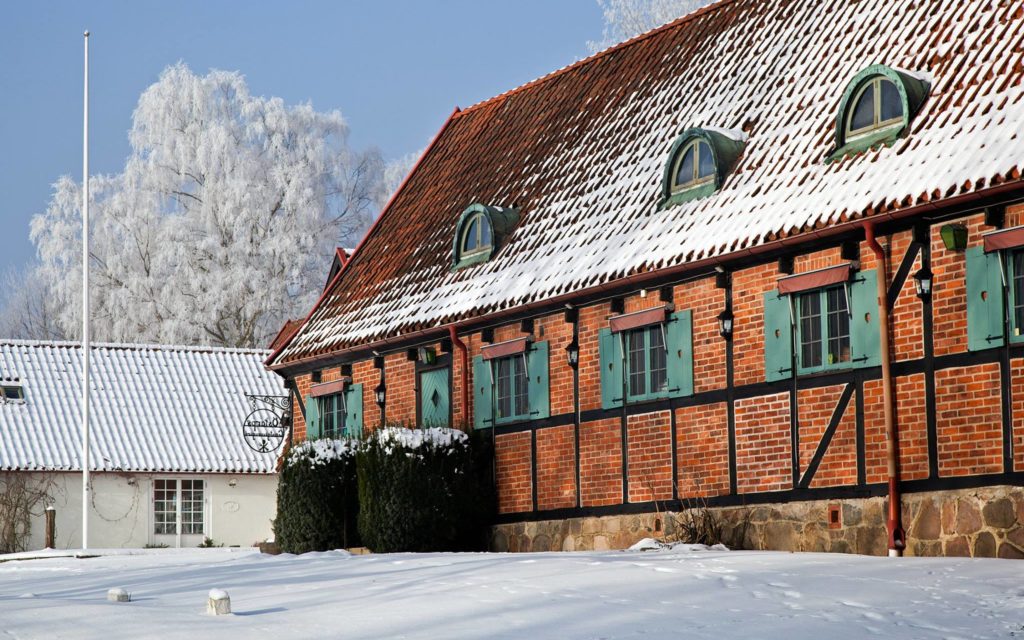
[849,83,875,132]
[826,286,851,365]
[879,79,903,122]
[463,218,479,252]
[321,396,334,438]
[1014,253,1024,336]
[154,479,177,535]
[496,358,512,419]
[648,326,667,393]
[697,141,715,179]
[628,330,646,397]
[513,356,528,418]
[673,145,695,188]
[479,217,492,248]
[799,293,822,368]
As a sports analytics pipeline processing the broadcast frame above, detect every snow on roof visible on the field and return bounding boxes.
[0,340,284,473]
[272,0,1024,368]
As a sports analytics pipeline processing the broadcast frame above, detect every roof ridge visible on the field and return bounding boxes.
[458,0,738,116]
[0,339,269,355]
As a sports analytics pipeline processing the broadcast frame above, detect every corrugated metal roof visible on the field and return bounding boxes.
[0,341,283,473]
[273,0,1024,367]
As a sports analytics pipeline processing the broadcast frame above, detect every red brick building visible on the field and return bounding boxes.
[267,0,1024,557]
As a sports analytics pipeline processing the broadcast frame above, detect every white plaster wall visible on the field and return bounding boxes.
[18,472,277,551]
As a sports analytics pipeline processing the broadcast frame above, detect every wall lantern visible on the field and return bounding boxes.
[417,347,437,365]
[940,224,968,251]
[913,266,933,301]
[374,382,386,408]
[565,340,580,369]
[717,308,734,340]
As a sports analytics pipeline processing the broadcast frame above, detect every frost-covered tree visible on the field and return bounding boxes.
[382,150,421,205]
[30,63,385,348]
[589,0,711,53]
[0,265,66,341]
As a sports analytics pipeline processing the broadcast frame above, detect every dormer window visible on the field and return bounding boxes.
[659,127,746,209]
[670,139,716,193]
[452,203,519,271]
[828,64,930,163]
[846,76,904,139]
[460,210,493,259]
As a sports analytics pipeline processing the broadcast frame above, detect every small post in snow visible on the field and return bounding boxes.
[207,589,231,615]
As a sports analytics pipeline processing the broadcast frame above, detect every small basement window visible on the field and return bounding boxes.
[0,383,24,403]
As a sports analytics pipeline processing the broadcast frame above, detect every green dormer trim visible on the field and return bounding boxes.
[827,64,930,163]
[451,203,519,271]
[659,127,746,209]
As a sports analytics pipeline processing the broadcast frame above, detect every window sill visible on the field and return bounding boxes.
[826,126,904,163]
[625,392,670,405]
[451,250,493,271]
[658,181,717,209]
[495,414,532,426]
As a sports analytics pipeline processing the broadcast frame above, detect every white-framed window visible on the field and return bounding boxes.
[153,478,205,536]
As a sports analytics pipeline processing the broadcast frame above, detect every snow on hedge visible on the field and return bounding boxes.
[286,438,358,467]
[371,426,469,454]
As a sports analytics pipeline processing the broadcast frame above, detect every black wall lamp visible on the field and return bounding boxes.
[717,307,734,340]
[913,266,933,301]
[565,340,580,369]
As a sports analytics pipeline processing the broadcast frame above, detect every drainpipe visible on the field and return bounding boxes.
[863,221,906,557]
[449,325,470,431]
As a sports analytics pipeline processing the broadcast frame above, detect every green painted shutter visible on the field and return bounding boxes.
[472,356,493,429]
[344,383,363,439]
[527,341,550,419]
[599,327,624,409]
[764,289,793,382]
[966,246,1006,351]
[665,310,693,397]
[304,395,321,440]
[850,269,881,368]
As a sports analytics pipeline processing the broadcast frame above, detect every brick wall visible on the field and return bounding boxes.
[734,392,791,493]
[675,402,729,498]
[536,425,576,511]
[935,363,1003,477]
[626,411,673,502]
[579,418,623,506]
[495,432,532,514]
[796,385,857,488]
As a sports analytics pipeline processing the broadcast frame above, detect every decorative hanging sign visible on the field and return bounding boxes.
[242,394,290,453]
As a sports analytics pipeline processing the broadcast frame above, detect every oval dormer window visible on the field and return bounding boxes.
[846,76,904,139]
[670,138,716,193]
[461,210,493,258]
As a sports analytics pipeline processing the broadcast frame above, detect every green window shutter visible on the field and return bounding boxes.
[472,356,493,429]
[527,341,550,419]
[344,384,363,439]
[764,289,793,382]
[850,269,881,368]
[599,327,624,409]
[304,395,321,440]
[665,310,693,397]
[966,246,1006,351]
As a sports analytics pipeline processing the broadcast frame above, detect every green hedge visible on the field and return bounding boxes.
[357,427,493,553]
[273,438,360,554]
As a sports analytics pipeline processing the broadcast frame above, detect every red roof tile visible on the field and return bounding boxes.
[271,0,1024,369]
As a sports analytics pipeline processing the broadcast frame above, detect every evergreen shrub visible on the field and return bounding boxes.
[273,438,360,553]
[357,426,493,552]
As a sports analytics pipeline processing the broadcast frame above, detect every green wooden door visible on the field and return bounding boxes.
[420,368,450,427]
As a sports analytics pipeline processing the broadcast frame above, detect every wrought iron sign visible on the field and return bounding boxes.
[242,394,290,453]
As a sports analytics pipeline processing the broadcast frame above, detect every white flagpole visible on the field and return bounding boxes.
[81,29,90,551]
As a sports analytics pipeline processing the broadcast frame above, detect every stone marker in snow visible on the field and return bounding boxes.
[107,588,130,603]
[207,589,231,615]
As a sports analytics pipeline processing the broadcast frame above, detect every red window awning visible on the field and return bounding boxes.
[609,305,670,333]
[309,378,349,398]
[778,264,853,295]
[481,337,530,361]
[983,226,1024,253]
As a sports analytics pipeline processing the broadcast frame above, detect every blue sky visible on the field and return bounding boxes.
[0,0,604,278]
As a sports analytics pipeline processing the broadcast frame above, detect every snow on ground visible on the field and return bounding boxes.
[1,546,1022,639]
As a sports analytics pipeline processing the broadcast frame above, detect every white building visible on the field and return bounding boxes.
[0,341,284,551]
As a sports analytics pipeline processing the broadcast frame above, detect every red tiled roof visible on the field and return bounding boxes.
[271,0,1024,369]
[269,319,304,352]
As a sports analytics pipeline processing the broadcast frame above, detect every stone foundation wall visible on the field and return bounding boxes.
[490,485,1024,558]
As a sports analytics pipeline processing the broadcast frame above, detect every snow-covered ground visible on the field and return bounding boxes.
[0,545,1021,639]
